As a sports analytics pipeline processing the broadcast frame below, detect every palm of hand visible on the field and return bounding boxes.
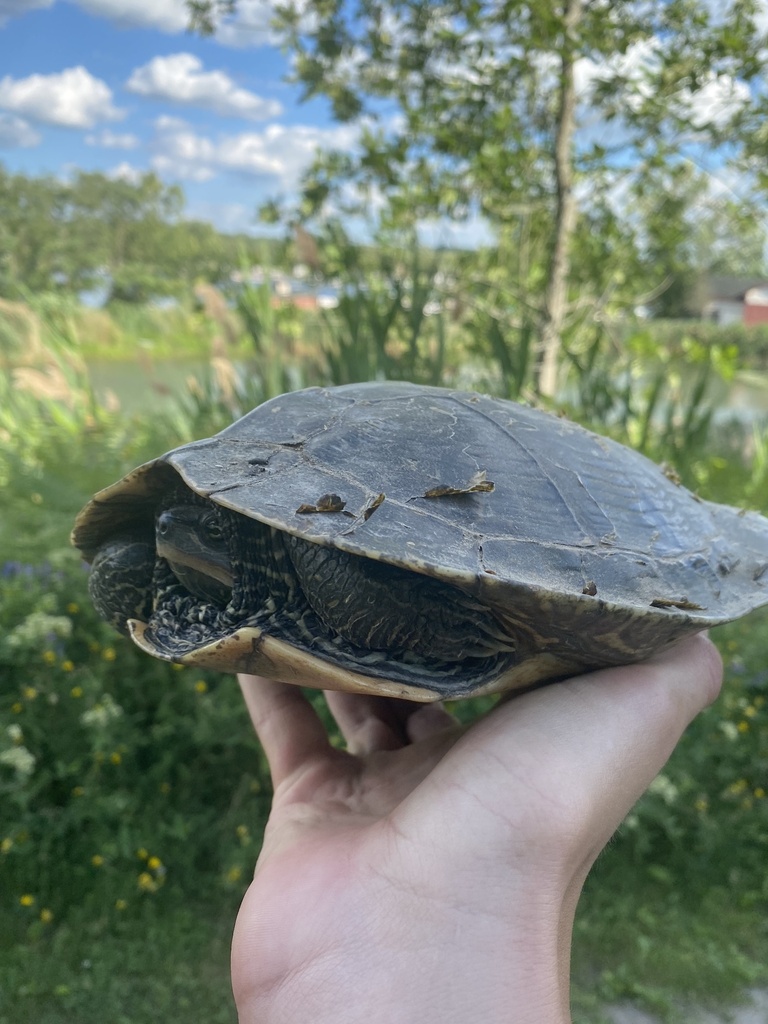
[230,637,721,1024]
[231,687,474,1018]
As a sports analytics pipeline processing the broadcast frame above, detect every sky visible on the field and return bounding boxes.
[0,0,357,237]
[0,1,765,249]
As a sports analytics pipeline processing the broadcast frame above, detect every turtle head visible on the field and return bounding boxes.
[155,504,234,606]
[87,537,155,635]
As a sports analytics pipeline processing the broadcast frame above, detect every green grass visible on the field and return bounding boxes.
[572,881,768,1022]
[0,897,238,1024]
[2,878,765,1024]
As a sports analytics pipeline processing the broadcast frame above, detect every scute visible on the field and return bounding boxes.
[72,382,768,698]
[159,383,766,619]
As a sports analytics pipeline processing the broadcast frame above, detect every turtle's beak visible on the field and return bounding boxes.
[156,506,233,603]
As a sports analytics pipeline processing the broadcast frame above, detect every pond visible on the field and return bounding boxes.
[715,370,768,425]
[86,356,768,427]
[86,357,242,414]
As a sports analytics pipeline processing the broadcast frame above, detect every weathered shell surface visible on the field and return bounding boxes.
[73,382,768,695]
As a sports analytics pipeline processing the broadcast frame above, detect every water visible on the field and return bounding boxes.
[87,357,768,425]
[87,357,223,415]
[715,370,768,425]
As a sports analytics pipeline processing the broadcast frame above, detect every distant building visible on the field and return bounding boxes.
[702,276,768,326]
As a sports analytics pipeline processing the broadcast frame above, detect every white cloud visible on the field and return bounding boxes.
[684,74,751,129]
[576,37,662,110]
[0,67,124,128]
[0,112,41,148]
[85,128,140,148]
[73,0,188,33]
[150,117,358,185]
[127,53,282,120]
[214,0,274,48]
[0,0,52,25]
[107,161,145,183]
[71,0,276,43]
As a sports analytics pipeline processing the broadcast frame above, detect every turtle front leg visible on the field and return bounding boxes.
[283,535,515,662]
[88,538,155,634]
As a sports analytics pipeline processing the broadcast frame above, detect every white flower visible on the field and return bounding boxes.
[648,773,678,805]
[0,745,36,779]
[719,721,739,741]
[6,612,72,650]
[80,693,123,728]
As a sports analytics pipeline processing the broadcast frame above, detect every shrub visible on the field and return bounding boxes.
[0,557,270,938]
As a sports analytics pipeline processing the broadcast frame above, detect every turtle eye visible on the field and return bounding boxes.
[201,513,224,543]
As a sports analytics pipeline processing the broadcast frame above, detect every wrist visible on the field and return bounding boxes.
[234,864,573,1024]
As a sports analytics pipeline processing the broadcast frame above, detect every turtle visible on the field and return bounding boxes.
[72,381,768,702]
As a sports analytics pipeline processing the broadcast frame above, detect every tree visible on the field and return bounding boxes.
[0,165,285,301]
[190,0,768,396]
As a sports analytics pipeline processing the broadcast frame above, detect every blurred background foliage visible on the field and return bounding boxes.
[1,243,767,1023]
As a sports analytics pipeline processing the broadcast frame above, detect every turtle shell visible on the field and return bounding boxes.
[72,382,768,701]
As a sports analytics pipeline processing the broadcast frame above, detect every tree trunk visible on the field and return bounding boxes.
[536,0,582,399]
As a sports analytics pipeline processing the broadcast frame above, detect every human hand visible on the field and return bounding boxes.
[231,635,722,1024]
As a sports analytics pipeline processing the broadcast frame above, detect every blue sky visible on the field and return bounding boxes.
[0,1,352,235]
[0,1,764,248]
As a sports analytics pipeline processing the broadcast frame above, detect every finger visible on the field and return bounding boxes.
[238,674,333,788]
[405,703,458,744]
[325,692,457,755]
[478,633,723,845]
[400,634,722,861]
[325,691,412,754]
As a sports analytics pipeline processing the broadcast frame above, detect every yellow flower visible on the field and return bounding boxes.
[236,824,250,840]
[66,602,80,615]
[115,899,128,911]
[23,687,38,700]
[173,663,184,671]
[226,866,242,884]
[755,788,766,800]
[137,872,156,892]
[91,855,104,867]
[136,847,149,860]
[72,786,84,797]
[70,686,83,698]
[88,641,101,653]
[148,856,163,872]
[727,778,749,795]
[102,647,117,662]
[694,797,708,813]
[744,705,757,719]
[40,908,53,924]
[42,650,57,665]
[19,894,35,907]
[194,680,208,694]
[61,660,75,672]
[11,703,23,714]
[1,838,13,854]
[737,720,750,733]
[109,752,122,765]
